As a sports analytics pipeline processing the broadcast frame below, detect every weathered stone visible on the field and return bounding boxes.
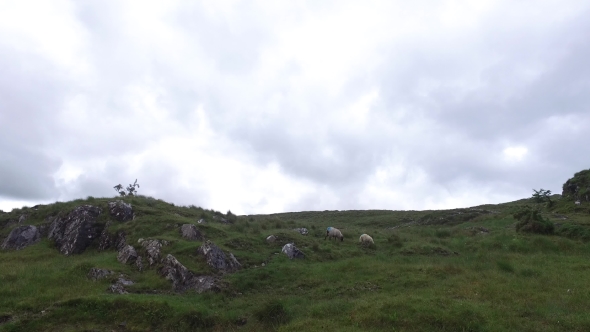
[47,205,104,255]
[282,243,305,259]
[18,214,27,224]
[108,275,134,294]
[180,224,204,241]
[136,256,144,272]
[108,200,134,222]
[109,283,128,294]
[159,254,219,293]
[294,228,308,235]
[139,239,168,266]
[266,235,277,243]
[87,268,114,281]
[117,245,138,264]
[197,241,241,273]
[98,225,126,252]
[1,225,41,250]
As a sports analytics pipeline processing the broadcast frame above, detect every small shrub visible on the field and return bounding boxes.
[255,300,290,326]
[513,206,554,234]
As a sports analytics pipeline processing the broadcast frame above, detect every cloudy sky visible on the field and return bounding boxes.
[1,0,589,214]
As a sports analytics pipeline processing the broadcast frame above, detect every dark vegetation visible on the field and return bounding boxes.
[1,170,590,331]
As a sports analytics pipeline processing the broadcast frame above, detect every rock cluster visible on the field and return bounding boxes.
[159,254,219,293]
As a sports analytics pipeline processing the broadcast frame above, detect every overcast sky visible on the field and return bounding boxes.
[1,0,589,214]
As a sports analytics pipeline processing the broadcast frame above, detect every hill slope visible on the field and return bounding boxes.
[1,195,590,331]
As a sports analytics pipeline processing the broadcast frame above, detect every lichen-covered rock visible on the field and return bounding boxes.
[180,224,204,241]
[87,268,114,281]
[108,200,134,222]
[266,235,277,243]
[159,254,219,293]
[18,214,27,224]
[1,225,41,250]
[117,245,138,264]
[197,241,241,273]
[282,243,305,259]
[139,239,169,266]
[48,205,104,255]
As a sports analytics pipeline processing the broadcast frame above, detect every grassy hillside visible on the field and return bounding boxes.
[1,195,590,331]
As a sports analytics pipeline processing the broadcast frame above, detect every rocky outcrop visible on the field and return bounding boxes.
[197,241,241,273]
[117,245,138,264]
[282,243,305,259]
[108,201,134,222]
[562,169,590,201]
[1,225,41,250]
[48,205,104,255]
[180,224,204,241]
[98,224,127,251]
[87,268,114,281]
[139,239,169,266]
[159,254,219,293]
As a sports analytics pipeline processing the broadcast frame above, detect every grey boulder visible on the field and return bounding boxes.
[108,200,134,222]
[48,205,104,255]
[197,241,241,273]
[180,224,204,241]
[1,225,41,250]
[117,245,138,264]
[282,243,305,259]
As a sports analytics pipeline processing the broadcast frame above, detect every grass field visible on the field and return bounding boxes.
[1,194,590,331]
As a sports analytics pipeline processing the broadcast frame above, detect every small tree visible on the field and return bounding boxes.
[114,184,126,196]
[532,188,551,203]
[113,179,140,197]
[126,179,140,196]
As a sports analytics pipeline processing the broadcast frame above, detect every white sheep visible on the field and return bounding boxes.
[359,234,374,245]
[325,227,343,241]
[575,200,581,205]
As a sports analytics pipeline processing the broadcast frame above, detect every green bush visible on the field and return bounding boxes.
[513,206,554,234]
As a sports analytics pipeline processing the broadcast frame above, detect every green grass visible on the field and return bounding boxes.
[1,195,590,331]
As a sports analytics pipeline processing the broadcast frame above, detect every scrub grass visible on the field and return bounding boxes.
[1,195,590,331]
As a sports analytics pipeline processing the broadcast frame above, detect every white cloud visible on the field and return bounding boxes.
[1,0,590,213]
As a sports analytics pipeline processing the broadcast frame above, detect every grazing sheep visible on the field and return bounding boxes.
[359,234,374,245]
[575,200,581,205]
[325,227,343,242]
